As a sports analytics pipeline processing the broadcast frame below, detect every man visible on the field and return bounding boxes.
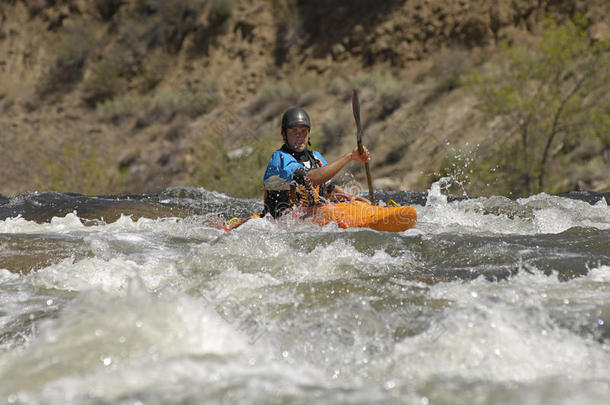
[263,107,371,218]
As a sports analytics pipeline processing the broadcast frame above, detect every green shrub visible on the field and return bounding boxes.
[468,17,610,195]
[139,49,172,91]
[422,47,471,106]
[272,0,303,66]
[96,95,152,121]
[93,0,123,20]
[195,131,276,198]
[149,90,219,120]
[208,0,233,25]
[81,54,128,106]
[589,110,610,157]
[249,75,320,115]
[37,20,95,97]
[134,0,207,53]
[97,87,219,124]
[36,137,125,195]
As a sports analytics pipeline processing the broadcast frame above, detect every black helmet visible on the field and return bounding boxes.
[281,107,311,133]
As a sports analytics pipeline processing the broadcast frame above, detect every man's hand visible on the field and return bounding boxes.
[350,146,370,163]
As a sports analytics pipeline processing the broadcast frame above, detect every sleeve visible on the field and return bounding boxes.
[263,150,305,191]
[312,151,328,167]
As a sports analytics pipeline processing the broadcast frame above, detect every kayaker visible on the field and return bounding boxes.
[263,107,371,218]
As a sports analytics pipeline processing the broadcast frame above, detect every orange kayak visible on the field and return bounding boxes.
[224,201,417,232]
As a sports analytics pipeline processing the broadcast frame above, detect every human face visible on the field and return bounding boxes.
[286,125,310,152]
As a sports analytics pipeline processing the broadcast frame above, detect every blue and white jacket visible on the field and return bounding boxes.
[263,145,334,217]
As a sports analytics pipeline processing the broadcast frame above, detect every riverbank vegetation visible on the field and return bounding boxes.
[1,1,608,197]
[459,18,610,196]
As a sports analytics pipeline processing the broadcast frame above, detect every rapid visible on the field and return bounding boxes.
[0,182,609,404]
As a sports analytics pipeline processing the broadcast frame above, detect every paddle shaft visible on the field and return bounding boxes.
[358,142,375,204]
[352,89,375,204]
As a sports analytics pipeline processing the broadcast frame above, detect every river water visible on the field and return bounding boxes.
[0,182,609,404]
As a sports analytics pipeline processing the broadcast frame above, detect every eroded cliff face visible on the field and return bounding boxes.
[1,0,608,196]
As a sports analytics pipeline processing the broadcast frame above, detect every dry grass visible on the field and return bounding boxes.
[96,87,219,125]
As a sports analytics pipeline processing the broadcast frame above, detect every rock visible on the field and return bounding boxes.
[331,43,346,60]
[227,146,253,160]
[118,152,139,170]
[589,22,610,42]
[305,59,330,73]
[371,38,391,54]
[350,24,366,44]
[458,16,492,46]
[478,195,534,220]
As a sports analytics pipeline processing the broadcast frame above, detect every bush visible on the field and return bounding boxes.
[81,53,128,106]
[96,87,219,124]
[35,136,125,195]
[248,74,320,117]
[469,17,610,195]
[422,46,472,106]
[589,109,610,161]
[207,0,233,26]
[96,95,152,121]
[149,90,219,120]
[92,0,123,20]
[37,20,95,97]
[194,131,276,198]
[135,0,207,53]
[139,48,172,91]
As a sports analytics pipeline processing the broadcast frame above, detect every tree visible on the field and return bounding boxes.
[471,17,610,195]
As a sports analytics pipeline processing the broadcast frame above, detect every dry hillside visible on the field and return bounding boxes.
[1,0,609,197]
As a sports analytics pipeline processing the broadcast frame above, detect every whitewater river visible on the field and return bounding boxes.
[0,183,609,404]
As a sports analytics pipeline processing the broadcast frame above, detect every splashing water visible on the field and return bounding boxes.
[0,184,609,404]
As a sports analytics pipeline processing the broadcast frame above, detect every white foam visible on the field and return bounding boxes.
[396,268,610,383]
[417,200,533,235]
[1,187,608,403]
[0,288,254,398]
[27,256,181,294]
[416,184,610,235]
[0,268,19,283]
[586,265,610,282]
[0,213,223,241]
[396,301,610,383]
[520,193,610,233]
[0,214,83,234]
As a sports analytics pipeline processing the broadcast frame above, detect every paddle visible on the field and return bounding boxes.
[351,89,375,204]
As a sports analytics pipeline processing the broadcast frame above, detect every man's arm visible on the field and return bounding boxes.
[306,146,370,186]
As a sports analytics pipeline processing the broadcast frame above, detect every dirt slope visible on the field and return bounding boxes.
[0,0,608,196]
